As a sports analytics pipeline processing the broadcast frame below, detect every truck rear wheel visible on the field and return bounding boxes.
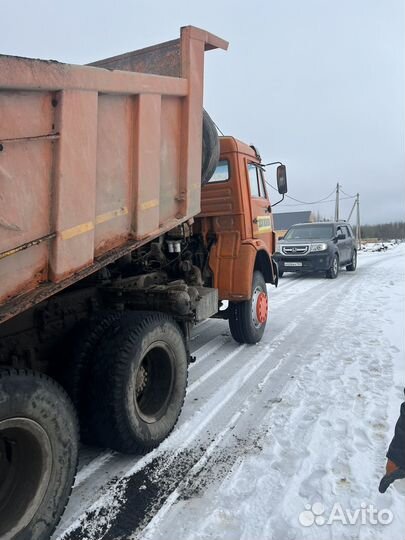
[0,369,78,540]
[59,312,123,443]
[228,271,268,344]
[87,312,188,453]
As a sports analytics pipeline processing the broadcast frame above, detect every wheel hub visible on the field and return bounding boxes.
[134,343,175,424]
[251,286,268,328]
[256,292,268,324]
[135,365,148,397]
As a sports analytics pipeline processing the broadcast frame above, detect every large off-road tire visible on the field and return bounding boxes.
[0,369,78,540]
[201,109,220,185]
[228,271,268,344]
[326,253,339,279]
[87,312,188,453]
[58,312,123,443]
[346,250,357,271]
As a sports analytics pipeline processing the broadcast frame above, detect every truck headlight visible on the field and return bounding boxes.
[310,243,328,252]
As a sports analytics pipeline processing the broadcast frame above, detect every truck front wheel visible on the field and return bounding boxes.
[228,271,268,344]
[87,312,188,453]
[0,369,78,540]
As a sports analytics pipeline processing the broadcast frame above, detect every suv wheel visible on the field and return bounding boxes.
[326,254,339,279]
[346,250,357,272]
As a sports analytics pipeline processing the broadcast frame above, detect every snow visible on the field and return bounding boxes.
[54,245,405,540]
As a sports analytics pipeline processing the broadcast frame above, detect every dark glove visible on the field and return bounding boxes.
[379,459,405,493]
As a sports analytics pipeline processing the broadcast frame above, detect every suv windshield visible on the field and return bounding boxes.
[284,224,334,240]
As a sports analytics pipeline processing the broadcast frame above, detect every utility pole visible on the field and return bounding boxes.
[347,198,357,223]
[356,193,361,249]
[335,182,340,221]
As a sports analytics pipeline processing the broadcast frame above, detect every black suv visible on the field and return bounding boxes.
[274,221,357,279]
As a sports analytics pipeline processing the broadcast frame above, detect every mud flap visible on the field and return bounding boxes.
[271,259,279,288]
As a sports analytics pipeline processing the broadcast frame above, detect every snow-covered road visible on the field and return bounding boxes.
[54,245,405,540]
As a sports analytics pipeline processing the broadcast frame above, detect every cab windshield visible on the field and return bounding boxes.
[284,224,334,240]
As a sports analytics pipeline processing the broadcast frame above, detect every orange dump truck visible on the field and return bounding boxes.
[0,27,287,539]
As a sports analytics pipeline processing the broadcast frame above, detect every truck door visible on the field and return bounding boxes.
[247,163,273,247]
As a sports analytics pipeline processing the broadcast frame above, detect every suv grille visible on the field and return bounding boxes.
[282,244,309,255]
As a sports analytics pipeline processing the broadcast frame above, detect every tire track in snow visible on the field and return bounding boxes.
[133,252,404,539]
[137,343,296,540]
[149,248,405,540]
[57,306,306,540]
[136,270,364,539]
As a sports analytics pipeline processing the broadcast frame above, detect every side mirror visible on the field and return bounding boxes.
[277,165,288,195]
[336,233,345,241]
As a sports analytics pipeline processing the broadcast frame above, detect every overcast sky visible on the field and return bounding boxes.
[1,0,404,224]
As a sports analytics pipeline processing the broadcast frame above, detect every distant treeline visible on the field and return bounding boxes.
[360,222,405,240]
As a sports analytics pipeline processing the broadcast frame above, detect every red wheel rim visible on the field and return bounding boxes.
[256,291,268,324]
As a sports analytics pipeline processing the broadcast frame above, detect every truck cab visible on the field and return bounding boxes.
[195,136,286,343]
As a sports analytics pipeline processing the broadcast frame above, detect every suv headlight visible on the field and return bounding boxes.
[310,243,328,252]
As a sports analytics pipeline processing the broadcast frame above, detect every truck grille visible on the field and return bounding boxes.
[281,245,309,255]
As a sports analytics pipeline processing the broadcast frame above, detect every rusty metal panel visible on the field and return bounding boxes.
[49,90,98,282]
[0,90,54,140]
[159,96,183,224]
[178,27,206,220]
[0,245,48,304]
[132,93,162,239]
[89,39,182,77]
[0,139,53,252]
[94,94,133,255]
[0,54,188,96]
[0,90,54,302]
[0,26,228,321]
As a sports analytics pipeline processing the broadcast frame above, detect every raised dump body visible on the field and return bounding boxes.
[0,26,227,323]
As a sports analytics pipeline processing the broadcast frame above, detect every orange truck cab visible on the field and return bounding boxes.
[195,136,287,343]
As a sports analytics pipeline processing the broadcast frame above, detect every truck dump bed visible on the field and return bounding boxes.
[0,26,227,323]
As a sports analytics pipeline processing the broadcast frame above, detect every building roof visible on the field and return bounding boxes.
[273,211,313,231]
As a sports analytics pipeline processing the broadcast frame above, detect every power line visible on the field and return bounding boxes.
[266,182,341,205]
[285,188,337,205]
[281,196,356,207]
[340,186,356,198]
